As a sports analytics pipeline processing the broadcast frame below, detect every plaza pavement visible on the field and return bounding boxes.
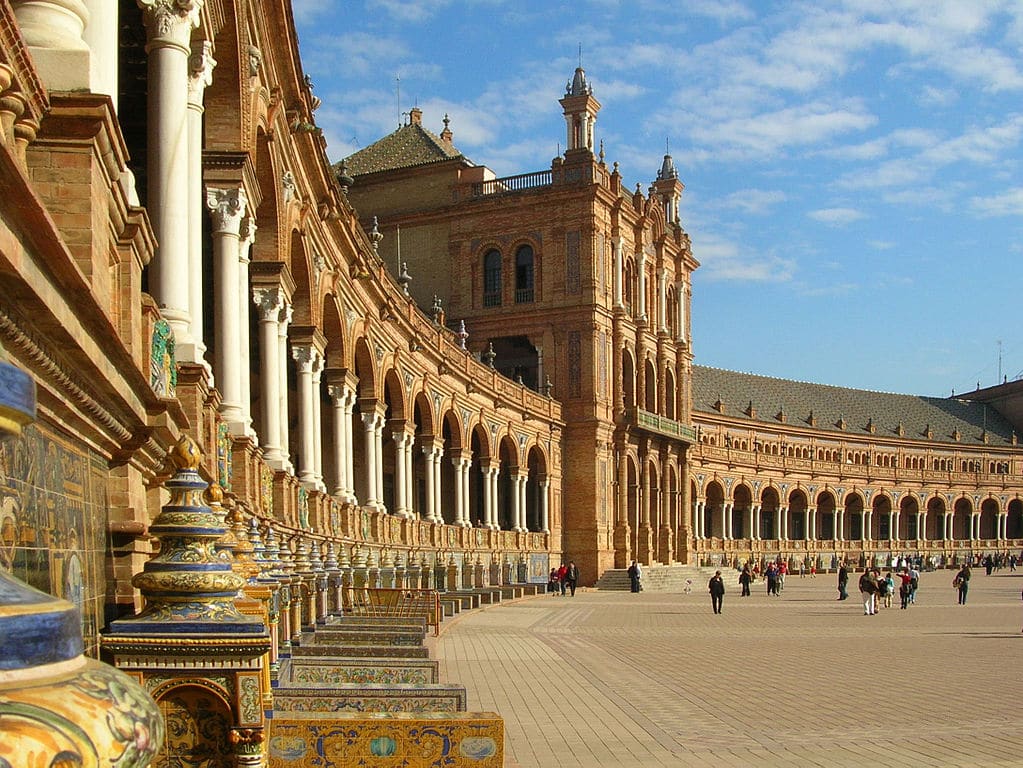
[429,568,1023,768]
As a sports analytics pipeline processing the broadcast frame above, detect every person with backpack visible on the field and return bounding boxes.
[858,567,879,615]
[954,563,971,605]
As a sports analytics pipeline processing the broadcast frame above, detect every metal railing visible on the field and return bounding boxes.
[351,588,441,636]
[469,170,552,197]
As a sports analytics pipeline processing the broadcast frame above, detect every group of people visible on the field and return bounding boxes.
[853,565,921,614]
[548,561,579,596]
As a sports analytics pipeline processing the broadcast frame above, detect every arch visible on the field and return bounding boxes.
[496,433,520,530]
[844,492,865,541]
[664,367,676,420]
[899,495,920,540]
[871,494,893,541]
[788,488,808,540]
[926,496,946,540]
[621,348,636,412]
[705,479,725,540]
[732,483,752,540]
[525,445,546,532]
[760,486,780,540]
[1007,498,1023,539]
[155,684,234,766]
[643,357,656,412]
[953,497,973,540]
[816,490,837,540]
[979,497,999,540]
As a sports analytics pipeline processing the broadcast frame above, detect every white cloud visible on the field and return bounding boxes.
[808,207,865,225]
[971,187,1023,217]
[717,189,787,215]
[692,233,797,282]
[292,0,338,25]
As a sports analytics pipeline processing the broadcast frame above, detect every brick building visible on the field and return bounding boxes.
[345,69,1023,580]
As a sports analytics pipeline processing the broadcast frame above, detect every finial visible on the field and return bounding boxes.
[169,435,202,472]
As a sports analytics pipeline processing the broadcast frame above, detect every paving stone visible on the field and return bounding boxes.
[435,569,1023,767]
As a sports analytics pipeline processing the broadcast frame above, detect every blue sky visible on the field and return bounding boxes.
[292,0,1023,398]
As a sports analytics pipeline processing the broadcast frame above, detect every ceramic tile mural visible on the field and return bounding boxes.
[268,712,504,768]
[286,658,439,686]
[0,423,107,655]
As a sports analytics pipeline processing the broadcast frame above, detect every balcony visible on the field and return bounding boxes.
[631,407,697,443]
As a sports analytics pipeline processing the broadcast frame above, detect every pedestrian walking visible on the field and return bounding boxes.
[837,562,849,600]
[739,564,752,597]
[954,564,971,605]
[627,560,642,593]
[565,561,579,597]
[557,563,568,596]
[858,568,878,615]
[708,570,725,614]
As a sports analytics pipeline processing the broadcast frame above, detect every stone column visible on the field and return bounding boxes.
[83,0,118,103]
[291,344,321,488]
[657,272,667,332]
[422,443,438,523]
[253,287,285,467]
[207,186,247,429]
[808,507,816,540]
[540,478,550,534]
[453,456,471,526]
[613,237,623,308]
[187,43,215,367]
[237,217,257,436]
[277,304,293,470]
[311,356,325,491]
[361,410,381,511]
[722,503,732,541]
[392,427,414,518]
[517,474,528,532]
[675,279,686,343]
[752,504,761,541]
[637,250,647,320]
[374,415,386,512]
[12,0,91,90]
[694,500,703,539]
[326,383,357,504]
[138,0,203,356]
[483,466,498,529]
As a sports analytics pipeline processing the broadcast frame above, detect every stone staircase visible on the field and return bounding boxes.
[594,563,739,592]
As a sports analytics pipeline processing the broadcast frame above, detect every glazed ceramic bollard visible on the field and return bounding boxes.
[0,349,164,766]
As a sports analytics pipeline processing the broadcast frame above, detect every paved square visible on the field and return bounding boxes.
[432,569,1023,767]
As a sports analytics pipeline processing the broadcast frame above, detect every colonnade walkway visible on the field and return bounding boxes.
[430,569,1023,767]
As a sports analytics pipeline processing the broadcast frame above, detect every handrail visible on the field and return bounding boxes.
[352,588,441,636]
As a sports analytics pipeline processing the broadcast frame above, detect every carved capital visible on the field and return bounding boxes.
[290,344,321,372]
[206,186,248,236]
[252,286,285,321]
[187,39,216,106]
[137,0,204,49]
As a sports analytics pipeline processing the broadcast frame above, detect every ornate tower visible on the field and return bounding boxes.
[559,66,601,154]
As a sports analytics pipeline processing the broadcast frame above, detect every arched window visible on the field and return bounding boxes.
[483,249,502,307]
[515,245,534,303]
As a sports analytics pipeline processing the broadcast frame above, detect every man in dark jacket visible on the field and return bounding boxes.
[837,562,849,600]
[708,570,725,614]
[565,561,579,597]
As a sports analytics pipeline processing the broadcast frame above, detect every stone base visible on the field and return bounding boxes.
[272,683,467,713]
[282,657,440,686]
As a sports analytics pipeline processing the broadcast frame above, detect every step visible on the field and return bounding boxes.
[305,627,426,647]
[291,643,430,659]
[273,682,467,714]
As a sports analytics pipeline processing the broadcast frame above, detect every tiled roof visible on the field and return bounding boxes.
[692,365,1016,446]
[342,122,464,176]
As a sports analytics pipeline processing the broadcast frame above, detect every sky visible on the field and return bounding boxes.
[292,0,1023,398]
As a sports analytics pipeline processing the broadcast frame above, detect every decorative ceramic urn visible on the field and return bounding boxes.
[0,350,164,766]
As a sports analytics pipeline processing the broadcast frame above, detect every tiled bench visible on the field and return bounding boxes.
[281,656,440,686]
[268,711,503,767]
[272,682,467,713]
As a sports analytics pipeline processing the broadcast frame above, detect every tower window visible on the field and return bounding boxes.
[483,249,501,307]
[515,245,534,303]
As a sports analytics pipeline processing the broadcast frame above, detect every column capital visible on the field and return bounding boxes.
[206,186,248,236]
[291,343,322,373]
[252,285,286,321]
[187,39,216,107]
[239,216,258,251]
[137,0,204,50]
[326,382,356,407]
